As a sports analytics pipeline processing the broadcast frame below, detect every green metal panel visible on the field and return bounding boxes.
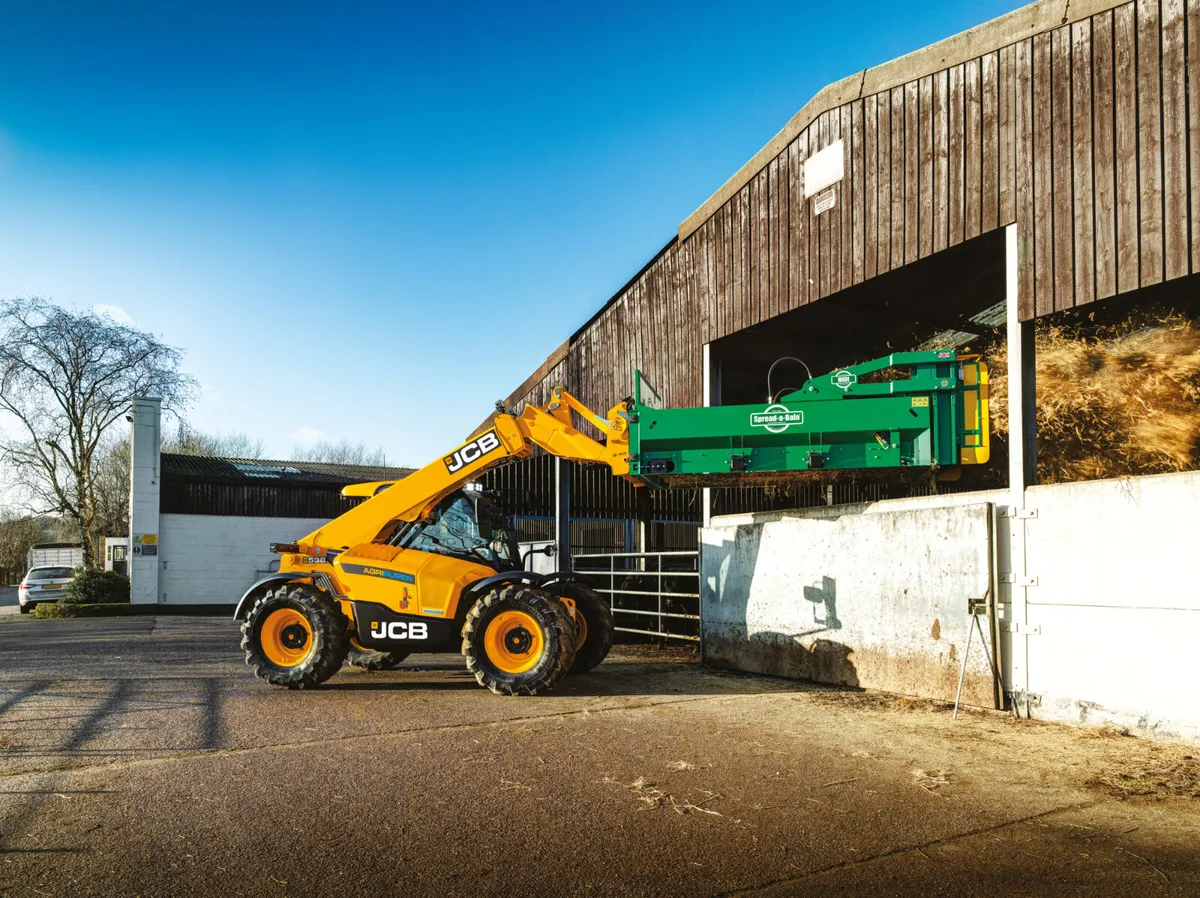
[627,351,989,485]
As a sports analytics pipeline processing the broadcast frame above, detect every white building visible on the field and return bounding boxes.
[128,398,412,607]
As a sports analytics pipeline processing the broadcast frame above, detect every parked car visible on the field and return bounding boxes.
[18,566,76,613]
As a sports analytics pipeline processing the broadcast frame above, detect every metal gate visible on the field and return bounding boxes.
[571,550,700,643]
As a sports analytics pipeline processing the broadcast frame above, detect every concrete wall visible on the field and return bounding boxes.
[702,501,998,706]
[702,470,1200,741]
[157,514,331,605]
[1021,472,1200,740]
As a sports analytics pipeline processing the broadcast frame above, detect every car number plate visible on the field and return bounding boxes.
[41,584,63,590]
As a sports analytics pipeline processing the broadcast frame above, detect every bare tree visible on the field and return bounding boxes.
[0,512,65,583]
[292,439,388,466]
[0,298,196,567]
[166,422,264,458]
[90,432,132,550]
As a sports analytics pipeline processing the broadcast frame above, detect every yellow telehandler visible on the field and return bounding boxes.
[233,388,634,695]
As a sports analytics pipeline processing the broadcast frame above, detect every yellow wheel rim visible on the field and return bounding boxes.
[484,610,544,674]
[260,608,313,667]
[574,607,588,650]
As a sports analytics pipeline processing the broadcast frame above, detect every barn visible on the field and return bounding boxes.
[479,0,1200,738]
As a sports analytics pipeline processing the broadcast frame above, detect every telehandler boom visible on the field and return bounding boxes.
[234,350,988,695]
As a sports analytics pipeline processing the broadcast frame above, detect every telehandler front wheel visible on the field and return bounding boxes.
[558,582,614,674]
[241,584,349,689]
[462,584,577,695]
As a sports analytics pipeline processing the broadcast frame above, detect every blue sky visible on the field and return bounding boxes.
[0,0,1022,466]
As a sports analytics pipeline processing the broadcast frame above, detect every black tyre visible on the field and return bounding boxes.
[346,641,409,671]
[18,602,31,615]
[241,583,349,689]
[558,582,614,674]
[461,583,577,695]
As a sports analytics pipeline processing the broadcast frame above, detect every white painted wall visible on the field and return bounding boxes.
[157,514,332,605]
[1021,472,1200,739]
[702,502,997,705]
[702,470,1200,741]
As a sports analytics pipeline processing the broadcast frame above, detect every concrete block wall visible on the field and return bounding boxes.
[702,502,998,706]
[158,514,332,605]
[701,470,1200,741]
[1021,471,1200,740]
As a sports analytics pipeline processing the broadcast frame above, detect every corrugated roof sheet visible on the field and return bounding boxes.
[160,453,414,486]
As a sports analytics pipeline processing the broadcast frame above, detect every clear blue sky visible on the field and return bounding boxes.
[0,0,1022,466]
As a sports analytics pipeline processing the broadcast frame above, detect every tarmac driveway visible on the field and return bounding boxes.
[0,615,1196,897]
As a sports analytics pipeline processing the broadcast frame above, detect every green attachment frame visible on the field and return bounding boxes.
[627,350,990,486]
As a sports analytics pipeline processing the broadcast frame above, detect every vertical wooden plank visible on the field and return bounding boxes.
[852,99,865,283]
[1114,4,1139,293]
[767,156,780,318]
[981,51,999,233]
[789,134,809,308]
[778,147,790,313]
[695,224,710,352]
[841,104,854,291]
[934,69,950,253]
[999,44,1016,225]
[1015,38,1036,320]
[1137,0,1163,285]
[864,96,878,280]
[807,124,818,304]
[1072,19,1096,305]
[1190,0,1200,272]
[740,186,752,326]
[819,112,831,297]
[749,170,761,320]
[890,87,905,268]
[918,75,934,257]
[1033,31,1055,317]
[731,187,744,334]
[877,95,892,274]
[756,166,770,320]
[828,109,843,295]
[905,80,920,264]
[1162,0,1187,280]
[1051,25,1074,311]
[717,202,730,339]
[948,63,965,247]
[1093,10,1117,299]
[964,57,982,240]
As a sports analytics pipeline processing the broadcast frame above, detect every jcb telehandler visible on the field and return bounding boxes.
[233,388,635,695]
[233,351,989,696]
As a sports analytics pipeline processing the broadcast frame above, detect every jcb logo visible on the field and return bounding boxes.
[369,621,429,640]
[444,430,501,474]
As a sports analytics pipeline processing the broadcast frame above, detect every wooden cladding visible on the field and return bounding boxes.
[515,0,1196,417]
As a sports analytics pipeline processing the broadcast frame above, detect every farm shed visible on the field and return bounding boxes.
[485,0,1200,739]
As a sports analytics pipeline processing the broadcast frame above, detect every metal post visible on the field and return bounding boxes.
[554,456,571,573]
[1004,223,1035,707]
[701,342,716,528]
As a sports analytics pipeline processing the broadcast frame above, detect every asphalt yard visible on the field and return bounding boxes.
[0,615,1197,896]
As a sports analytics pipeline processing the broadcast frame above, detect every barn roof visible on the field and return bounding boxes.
[160,453,414,486]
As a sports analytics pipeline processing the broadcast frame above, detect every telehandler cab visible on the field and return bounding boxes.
[233,350,989,695]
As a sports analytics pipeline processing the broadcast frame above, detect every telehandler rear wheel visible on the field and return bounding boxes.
[462,584,577,695]
[241,584,348,689]
[558,582,614,674]
[346,640,409,671]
